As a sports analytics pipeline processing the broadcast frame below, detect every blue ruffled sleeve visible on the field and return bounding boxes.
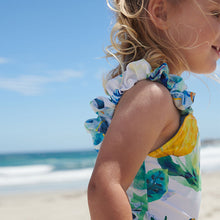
[84,59,195,151]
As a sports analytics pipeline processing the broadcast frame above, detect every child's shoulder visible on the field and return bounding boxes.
[116,79,176,117]
[110,78,180,155]
[113,79,180,140]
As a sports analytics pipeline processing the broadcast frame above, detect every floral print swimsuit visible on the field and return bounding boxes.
[85,59,201,220]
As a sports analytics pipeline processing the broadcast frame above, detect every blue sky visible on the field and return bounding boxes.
[0,1,220,153]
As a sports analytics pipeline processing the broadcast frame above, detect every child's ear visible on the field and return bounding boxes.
[147,0,168,30]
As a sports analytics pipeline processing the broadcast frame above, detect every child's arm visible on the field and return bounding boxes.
[87,80,180,220]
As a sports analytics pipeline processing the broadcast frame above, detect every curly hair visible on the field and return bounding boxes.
[105,0,203,83]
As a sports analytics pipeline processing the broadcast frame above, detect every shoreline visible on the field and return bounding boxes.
[0,173,219,220]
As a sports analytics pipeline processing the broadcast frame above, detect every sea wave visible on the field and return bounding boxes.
[0,165,54,176]
[0,166,93,186]
[200,146,220,173]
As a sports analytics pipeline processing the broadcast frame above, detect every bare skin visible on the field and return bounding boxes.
[87,80,180,220]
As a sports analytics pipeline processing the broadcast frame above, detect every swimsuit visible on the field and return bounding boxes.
[85,59,201,220]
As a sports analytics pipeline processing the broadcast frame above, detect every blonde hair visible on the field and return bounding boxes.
[104,0,220,86]
[105,0,189,81]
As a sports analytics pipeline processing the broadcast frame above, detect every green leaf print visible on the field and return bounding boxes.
[158,155,201,192]
[133,163,147,190]
[130,163,148,220]
[146,169,169,202]
[131,193,148,205]
[131,193,148,219]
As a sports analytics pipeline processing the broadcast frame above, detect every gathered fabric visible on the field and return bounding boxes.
[85,59,195,151]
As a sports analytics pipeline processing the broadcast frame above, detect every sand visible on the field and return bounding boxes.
[199,173,220,219]
[0,173,219,220]
[0,190,90,220]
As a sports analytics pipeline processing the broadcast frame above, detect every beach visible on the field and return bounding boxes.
[199,173,220,219]
[0,173,219,220]
[0,190,90,220]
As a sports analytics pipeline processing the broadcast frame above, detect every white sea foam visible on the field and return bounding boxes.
[0,166,93,186]
[0,165,54,176]
[200,146,220,173]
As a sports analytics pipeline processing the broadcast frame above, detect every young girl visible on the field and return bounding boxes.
[85,0,220,219]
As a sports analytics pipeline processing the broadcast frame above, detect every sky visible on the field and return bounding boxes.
[0,0,220,153]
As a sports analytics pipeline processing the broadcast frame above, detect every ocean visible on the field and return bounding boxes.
[0,150,97,195]
[0,144,219,195]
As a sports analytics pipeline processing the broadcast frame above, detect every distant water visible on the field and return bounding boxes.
[0,150,97,195]
[200,145,220,173]
[0,145,219,195]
